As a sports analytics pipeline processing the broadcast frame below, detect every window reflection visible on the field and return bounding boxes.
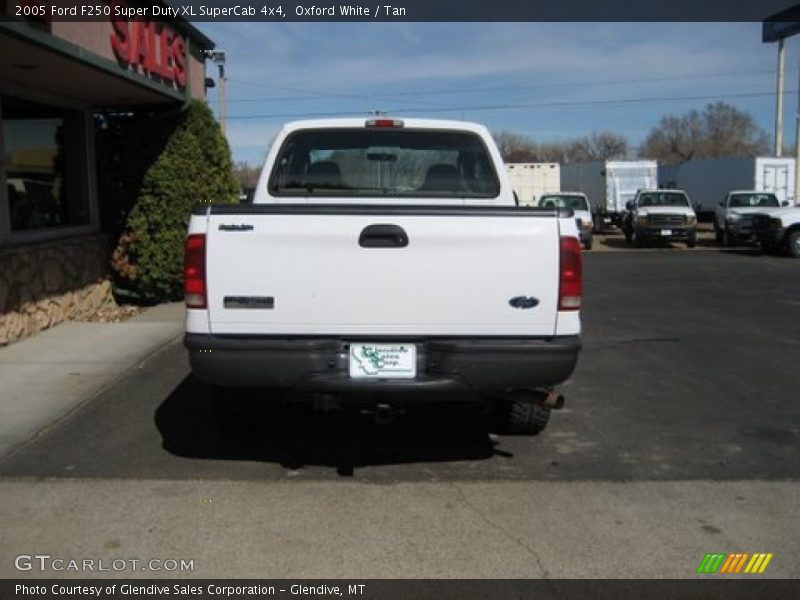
[3,95,88,232]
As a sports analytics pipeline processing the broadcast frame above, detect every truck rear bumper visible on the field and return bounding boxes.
[185,334,581,395]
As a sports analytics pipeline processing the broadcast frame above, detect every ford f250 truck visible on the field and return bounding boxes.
[184,118,582,435]
[623,189,698,248]
[714,190,788,246]
[752,206,800,258]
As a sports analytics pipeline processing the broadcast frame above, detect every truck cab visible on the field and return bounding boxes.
[623,189,697,248]
[539,192,593,250]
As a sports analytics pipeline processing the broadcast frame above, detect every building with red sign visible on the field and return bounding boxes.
[0,6,215,344]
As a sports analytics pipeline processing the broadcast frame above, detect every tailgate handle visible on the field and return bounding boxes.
[359,224,409,248]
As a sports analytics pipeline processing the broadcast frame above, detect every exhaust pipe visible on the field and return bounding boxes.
[507,388,565,410]
[539,390,565,410]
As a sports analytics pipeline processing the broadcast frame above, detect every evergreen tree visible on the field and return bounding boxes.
[112,100,238,300]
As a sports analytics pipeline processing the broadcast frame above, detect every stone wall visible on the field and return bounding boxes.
[0,233,113,346]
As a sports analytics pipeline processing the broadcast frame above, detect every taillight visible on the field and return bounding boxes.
[184,234,206,309]
[559,236,582,311]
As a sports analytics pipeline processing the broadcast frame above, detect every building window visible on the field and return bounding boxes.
[2,95,89,234]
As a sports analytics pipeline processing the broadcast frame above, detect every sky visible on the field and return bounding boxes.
[195,22,800,166]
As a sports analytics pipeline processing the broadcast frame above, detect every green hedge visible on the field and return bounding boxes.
[111,100,238,301]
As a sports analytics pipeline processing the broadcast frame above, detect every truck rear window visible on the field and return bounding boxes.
[539,195,589,211]
[268,129,500,198]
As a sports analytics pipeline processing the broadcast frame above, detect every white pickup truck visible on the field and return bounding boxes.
[714,190,788,246]
[622,189,698,248]
[538,192,594,250]
[752,206,800,258]
[184,118,582,435]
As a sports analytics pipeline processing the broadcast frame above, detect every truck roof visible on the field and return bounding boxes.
[279,117,491,136]
[541,191,587,197]
[561,159,658,168]
[727,190,778,195]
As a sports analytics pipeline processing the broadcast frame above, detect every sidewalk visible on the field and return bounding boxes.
[0,303,185,458]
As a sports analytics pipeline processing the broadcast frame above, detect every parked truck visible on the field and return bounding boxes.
[713,191,789,246]
[659,157,796,221]
[752,206,800,258]
[622,189,698,248]
[505,162,560,206]
[184,118,582,436]
[560,160,658,231]
[538,192,594,250]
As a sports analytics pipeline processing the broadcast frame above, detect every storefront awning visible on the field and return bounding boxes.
[1,21,195,108]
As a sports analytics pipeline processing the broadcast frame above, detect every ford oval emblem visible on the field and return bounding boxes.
[509,296,539,309]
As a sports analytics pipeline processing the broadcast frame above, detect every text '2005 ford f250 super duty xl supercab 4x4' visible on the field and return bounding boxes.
[184,118,582,435]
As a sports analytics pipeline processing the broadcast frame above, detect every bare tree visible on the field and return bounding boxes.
[537,142,570,163]
[232,161,261,191]
[638,112,704,164]
[702,101,770,157]
[587,131,629,160]
[492,130,539,162]
[494,130,629,164]
[566,131,629,163]
[639,102,770,165]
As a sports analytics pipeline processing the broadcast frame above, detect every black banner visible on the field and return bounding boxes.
[3,580,800,600]
[3,0,800,22]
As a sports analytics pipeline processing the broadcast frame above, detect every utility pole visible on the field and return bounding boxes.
[762,8,800,203]
[207,50,227,136]
[795,57,800,203]
[775,38,785,156]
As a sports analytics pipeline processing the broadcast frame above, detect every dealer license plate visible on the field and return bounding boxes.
[660,229,673,236]
[349,343,417,379]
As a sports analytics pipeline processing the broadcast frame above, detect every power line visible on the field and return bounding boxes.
[225,90,799,121]
[215,69,781,104]
[229,79,339,97]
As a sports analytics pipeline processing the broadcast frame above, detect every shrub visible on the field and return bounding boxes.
[111,100,238,301]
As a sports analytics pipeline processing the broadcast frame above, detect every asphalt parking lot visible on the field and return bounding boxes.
[2,247,798,580]
[1,248,798,482]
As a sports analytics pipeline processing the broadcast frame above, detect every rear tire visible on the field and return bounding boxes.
[788,230,800,258]
[493,398,551,435]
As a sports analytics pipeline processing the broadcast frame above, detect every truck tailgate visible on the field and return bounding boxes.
[203,206,560,337]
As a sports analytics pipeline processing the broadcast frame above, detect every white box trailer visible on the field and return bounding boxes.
[560,160,658,227]
[505,162,560,206]
[659,157,796,218]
